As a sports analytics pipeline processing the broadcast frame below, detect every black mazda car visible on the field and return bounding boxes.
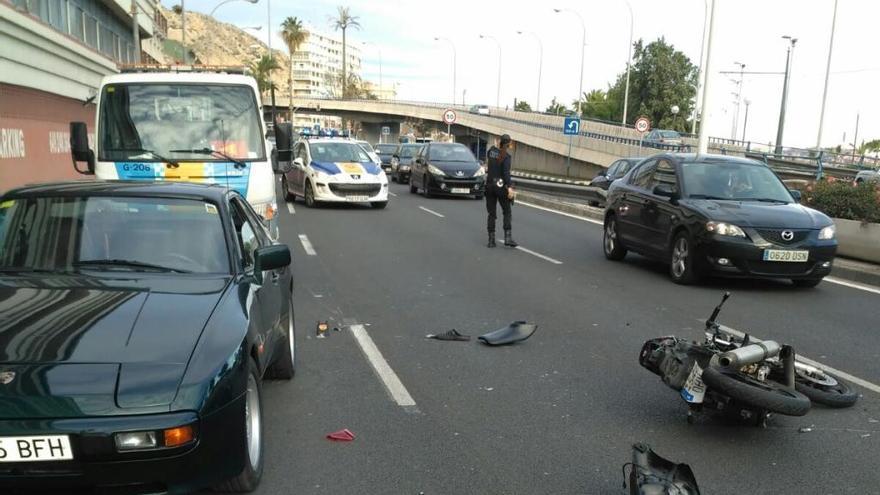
[603,154,838,287]
[409,142,486,198]
[0,181,295,493]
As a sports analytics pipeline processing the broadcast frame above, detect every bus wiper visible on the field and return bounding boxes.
[169,148,247,169]
[105,148,179,167]
[73,259,191,273]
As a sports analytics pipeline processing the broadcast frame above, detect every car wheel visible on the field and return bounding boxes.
[371,201,388,209]
[669,231,701,285]
[792,278,823,288]
[266,294,296,380]
[409,176,418,194]
[281,175,294,202]
[214,359,264,492]
[603,215,627,261]
[304,181,317,208]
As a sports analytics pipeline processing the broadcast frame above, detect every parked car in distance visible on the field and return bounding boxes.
[589,158,642,206]
[643,130,683,147]
[854,169,880,184]
[469,105,490,116]
[391,143,423,184]
[0,181,296,493]
[375,143,398,172]
[603,153,837,287]
[409,142,485,199]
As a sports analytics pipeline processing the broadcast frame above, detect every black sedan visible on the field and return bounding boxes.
[0,181,295,493]
[409,142,486,199]
[603,154,837,287]
[375,143,398,172]
[588,158,642,206]
[390,143,422,184]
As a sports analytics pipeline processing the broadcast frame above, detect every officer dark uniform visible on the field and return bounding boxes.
[485,134,517,248]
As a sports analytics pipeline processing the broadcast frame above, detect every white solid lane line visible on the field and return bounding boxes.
[520,201,880,297]
[718,324,880,396]
[516,246,563,265]
[389,192,398,197]
[298,234,317,256]
[517,200,604,226]
[350,324,417,408]
[286,202,295,214]
[418,206,445,218]
[823,276,880,296]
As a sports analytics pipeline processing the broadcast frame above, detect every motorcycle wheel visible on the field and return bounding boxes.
[795,375,859,408]
[702,366,811,417]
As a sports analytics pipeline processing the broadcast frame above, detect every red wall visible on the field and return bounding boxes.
[0,84,96,193]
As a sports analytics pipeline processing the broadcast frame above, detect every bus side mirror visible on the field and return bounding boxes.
[274,122,294,163]
[70,122,95,175]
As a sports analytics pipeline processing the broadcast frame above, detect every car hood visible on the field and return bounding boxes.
[0,276,229,416]
[311,160,382,176]
[429,160,479,176]
[685,199,831,229]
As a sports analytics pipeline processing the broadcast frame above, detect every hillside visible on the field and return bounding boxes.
[161,6,291,92]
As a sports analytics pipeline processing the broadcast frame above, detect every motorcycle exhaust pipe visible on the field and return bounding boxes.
[715,341,781,369]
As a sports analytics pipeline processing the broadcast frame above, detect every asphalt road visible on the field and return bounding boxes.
[213,180,880,495]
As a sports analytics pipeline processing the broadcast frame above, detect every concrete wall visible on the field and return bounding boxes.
[835,218,880,264]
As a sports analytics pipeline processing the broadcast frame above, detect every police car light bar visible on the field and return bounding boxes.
[119,64,249,76]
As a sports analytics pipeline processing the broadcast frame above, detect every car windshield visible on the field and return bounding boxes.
[98,83,265,162]
[681,162,793,203]
[428,145,475,162]
[399,146,420,158]
[660,131,681,139]
[376,144,397,154]
[309,142,372,163]
[0,196,229,274]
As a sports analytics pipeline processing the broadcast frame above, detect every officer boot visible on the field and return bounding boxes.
[503,230,518,247]
[487,232,496,248]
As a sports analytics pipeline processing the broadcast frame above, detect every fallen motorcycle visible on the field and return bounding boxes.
[639,292,859,426]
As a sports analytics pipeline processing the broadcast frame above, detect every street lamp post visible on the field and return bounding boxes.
[731,61,745,140]
[816,0,838,149]
[479,34,502,109]
[692,0,709,135]
[434,37,456,105]
[517,31,543,111]
[621,0,634,126]
[181,0,186,64]
[741,99,751,142]
[209,0,258,18]
[774,36,798,155]
[362,42,383,99]
[553,8,586,116]
[696,0,717,155]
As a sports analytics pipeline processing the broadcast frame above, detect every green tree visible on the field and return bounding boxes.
[514,100,532,112]
[281,17,307,117]
[545,97,568,115]
[248,55,280,95]
[859,139,880,155]
[330,6,361,99]
[575,89,618,122]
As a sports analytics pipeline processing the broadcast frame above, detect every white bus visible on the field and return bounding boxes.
[70,65,279,234]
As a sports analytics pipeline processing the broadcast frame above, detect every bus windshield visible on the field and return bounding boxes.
[98,83,265,162]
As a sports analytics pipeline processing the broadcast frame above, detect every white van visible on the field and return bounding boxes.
[70,65,278,234]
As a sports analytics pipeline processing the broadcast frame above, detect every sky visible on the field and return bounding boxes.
[169,0,879,151]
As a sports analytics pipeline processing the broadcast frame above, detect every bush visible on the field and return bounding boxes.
[803,180,880,223]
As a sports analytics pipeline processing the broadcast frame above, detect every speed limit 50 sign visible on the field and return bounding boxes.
[635,117,651,133]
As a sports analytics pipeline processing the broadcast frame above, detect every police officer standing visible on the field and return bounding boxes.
[485,134,517,248]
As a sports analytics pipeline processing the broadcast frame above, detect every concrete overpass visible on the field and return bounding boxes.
[269,97,678,180]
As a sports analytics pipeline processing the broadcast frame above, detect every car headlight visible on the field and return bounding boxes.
[473,167,486,177]
[428,164,445,176]
[115,424,195,452]
[819,225,836,240]
[706,221,746,238]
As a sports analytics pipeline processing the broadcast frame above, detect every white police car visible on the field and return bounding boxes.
[281,138,389,209]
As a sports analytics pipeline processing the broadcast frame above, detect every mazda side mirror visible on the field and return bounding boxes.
[252,245,291,284]
[653,184,677,199]
[69,122,95,175]
[274,122,294,163]
[789,189,802,202]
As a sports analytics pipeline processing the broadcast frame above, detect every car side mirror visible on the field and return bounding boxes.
[597,170,607,178]
[789,189,802,202]
[294,157,304,168]
[69,122,95,175]
[653,184,678,199]
[274,122,294,163]
[252,245,291,283]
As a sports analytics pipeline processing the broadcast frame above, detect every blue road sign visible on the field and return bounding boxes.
[563,117,580,136]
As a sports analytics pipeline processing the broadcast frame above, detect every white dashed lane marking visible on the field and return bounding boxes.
[298,234,317,256]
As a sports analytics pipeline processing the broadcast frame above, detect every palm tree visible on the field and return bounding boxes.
[248,54,280,96]
[281,17,307,119]
[330,6,361,99]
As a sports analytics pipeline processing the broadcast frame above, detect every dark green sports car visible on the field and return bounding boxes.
[0,181,296,493]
